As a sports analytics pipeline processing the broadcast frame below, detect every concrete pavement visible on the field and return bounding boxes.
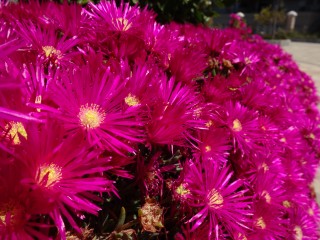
[282,41,320,204]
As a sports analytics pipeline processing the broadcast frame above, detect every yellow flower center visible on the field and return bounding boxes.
[205,145,212,152]
[78,103,106,129]
[283,200,291,208]
[42,46,62,59]
[0,202,17,226]
[112,17,132,31]
[237,233,247,240]
[205,120,213,127]
[262,190,271,203]
[294,226,303,240]
[308,133,315,140]
[208,188,224,209]
[38,163,62,188]
[244,57,251,65]
[176,184,190,196]
[232,119,242,132]
[308,208,314,216]
[125,93,140,106]
[4,121,27,145]
[255,217,266,229]
[261,162,269,172]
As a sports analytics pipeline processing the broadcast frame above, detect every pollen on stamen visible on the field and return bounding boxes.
[42,46,62,59]
[125,93,140,107]
[0,203,15,226]
[294,226,303,240]
[112,17,132,31]
[232,118,243,132]
[283,200,291,208]
[207,188,224,209]
[4,121,27,145]
[78,103,106,130]
[255,217,266,229]
[38,163,62,188]
[205,120,213,128]
[205,145,212,152]
[261,162,269,172]
[262,190,271,203]
[236,233,247,240]
[176,184,190,196]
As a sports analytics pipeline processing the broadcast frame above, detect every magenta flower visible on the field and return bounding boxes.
[195,127,231,164]
[146,77,205,147]
[16,21,79,68]
[35,63,145,155]
[220,101,260,154]
[0,153,51,240]
[288,204,320,240]
[182,160,252,239]
[11,121,116,238]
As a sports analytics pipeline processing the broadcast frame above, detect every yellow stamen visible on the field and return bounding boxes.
[208,188,223,209]
[205,145,212,152]
[112,17,132,31]
[261,162,269,172]
[176,184,190,196]
[5,121,27,145]
[280,137,286,143]
[283,200,291,208]
[42,46,62,59]
[38,163,62,188]
[262,190,271,203]
[205,120,213,127]
[0,201,17,226]
[232,119,242,132]
[244,57,251,64]
[237,233,247,240]
[78,103,105,129]
[308,133,315,140]
[255,217,266,229]
[125,93,140,106]
[294,226,303,240]
[308,208,314,216]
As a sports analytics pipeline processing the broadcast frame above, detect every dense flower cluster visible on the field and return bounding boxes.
[0,1,320,239]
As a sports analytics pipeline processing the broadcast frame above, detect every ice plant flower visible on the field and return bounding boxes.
[37,64,145,155]
[183,160,252,239]
[11,122,116,238]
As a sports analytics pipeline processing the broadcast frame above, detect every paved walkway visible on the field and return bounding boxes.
[282,41,320,204]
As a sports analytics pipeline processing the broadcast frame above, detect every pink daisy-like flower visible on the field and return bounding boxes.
[86,0,153,36]
[218,101,260,154]
[16,21,79,68]
[288,204,320,240]
[12,121,116,239]
[168,46,207,84]
[194,127,231,164]
[146,77,205,147]
[248,201,289,240]
[40,1,83,37]
[0,155,51,240]
[221,40,260,77]
[183,159,252,239]
[34,63,145,155]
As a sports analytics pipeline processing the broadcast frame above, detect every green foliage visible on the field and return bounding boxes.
[254,6,286,25]
[74,0,237,25]
[128,0,221,25]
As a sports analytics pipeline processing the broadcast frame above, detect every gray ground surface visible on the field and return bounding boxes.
[282,41,320,204]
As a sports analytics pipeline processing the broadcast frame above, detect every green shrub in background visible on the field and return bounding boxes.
[77,0,236,25]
